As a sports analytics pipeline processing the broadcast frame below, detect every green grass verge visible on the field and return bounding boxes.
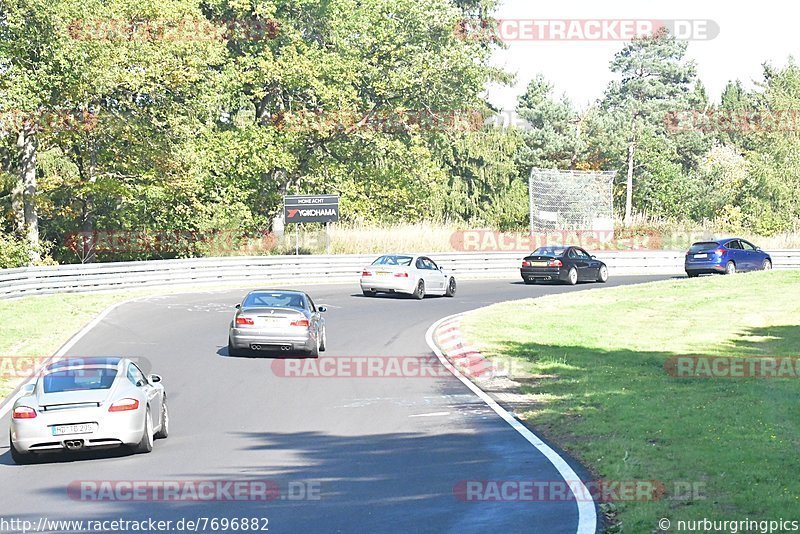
[460,271,800,532]
[0,293,139,399]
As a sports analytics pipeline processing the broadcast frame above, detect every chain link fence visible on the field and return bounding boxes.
[528,168,616,235]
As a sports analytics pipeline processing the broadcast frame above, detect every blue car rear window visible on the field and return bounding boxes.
[688,242,719,253]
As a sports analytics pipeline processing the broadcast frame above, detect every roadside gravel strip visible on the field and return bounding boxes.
[426,314,598,534]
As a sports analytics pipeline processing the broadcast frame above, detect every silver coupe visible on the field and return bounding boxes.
[9,357,168,464]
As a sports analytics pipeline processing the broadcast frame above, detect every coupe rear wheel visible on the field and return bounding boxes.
[687,272,699,278]
[362,289,376,297]
[725,261,736,275]
[9,433,32,465]
[319,327,327,352]
[762,259,772,271]
[413,280,425,300]
[154,399,169,439]
[445,277,457,297]
[566,267,578,285]
[597,265,609,283]
[307,337,320,359]
[523,279,536,285]
[135,408,154,454]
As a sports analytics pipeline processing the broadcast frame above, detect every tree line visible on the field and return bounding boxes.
[1,0,798,266]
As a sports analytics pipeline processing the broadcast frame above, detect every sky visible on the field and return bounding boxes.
[485,0,798,112]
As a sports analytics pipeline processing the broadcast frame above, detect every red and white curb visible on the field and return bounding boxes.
[426,313,597,534]
[432,316,504,381]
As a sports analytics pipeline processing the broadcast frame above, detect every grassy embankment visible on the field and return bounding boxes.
[460,271,800,531]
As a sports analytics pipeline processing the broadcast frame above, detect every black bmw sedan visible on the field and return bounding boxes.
[520,246,609,285]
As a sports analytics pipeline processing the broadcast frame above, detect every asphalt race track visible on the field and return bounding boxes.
[0,276,669,534]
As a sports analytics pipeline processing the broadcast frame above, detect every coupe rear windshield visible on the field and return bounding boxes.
[531,247,567,257]
[372,255,413,266]
[243,292,306,309]
[43,367,117,393]
[689,242,720,253]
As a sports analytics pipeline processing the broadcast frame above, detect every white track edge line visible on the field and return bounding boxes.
[425,312,597,534]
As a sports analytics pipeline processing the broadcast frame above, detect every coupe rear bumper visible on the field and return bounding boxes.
[359,277,416,294]
[685,261,726,274]
[520,267,568,282]
[11,408,144,453]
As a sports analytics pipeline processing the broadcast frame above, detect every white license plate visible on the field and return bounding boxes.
[376,271,390,276]
[531,261,548,267]
[693,253,708,259]
[52,423,97,436]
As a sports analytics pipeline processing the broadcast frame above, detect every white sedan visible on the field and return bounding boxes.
[360,254,457,299]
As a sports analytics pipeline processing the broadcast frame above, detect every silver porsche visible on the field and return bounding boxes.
[9,357,168,464]
[227,289,327,358]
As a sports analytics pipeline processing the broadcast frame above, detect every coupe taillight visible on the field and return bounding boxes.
[521,261,531,267]
[361,270,372,277]
[109,398,140,412]
[12,406,37,419]
[236,316,254,326]
[548,259,563,267]
[290,319,310,327]
[394,272,408,277]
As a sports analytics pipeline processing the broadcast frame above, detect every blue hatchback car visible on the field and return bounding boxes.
[685,238,772,277]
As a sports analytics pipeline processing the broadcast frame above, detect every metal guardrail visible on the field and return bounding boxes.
[1,250,799,299]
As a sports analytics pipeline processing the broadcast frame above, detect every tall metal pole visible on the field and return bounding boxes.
[325,221,331,255]
[295,224,299,255]
[528,169,535,239]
